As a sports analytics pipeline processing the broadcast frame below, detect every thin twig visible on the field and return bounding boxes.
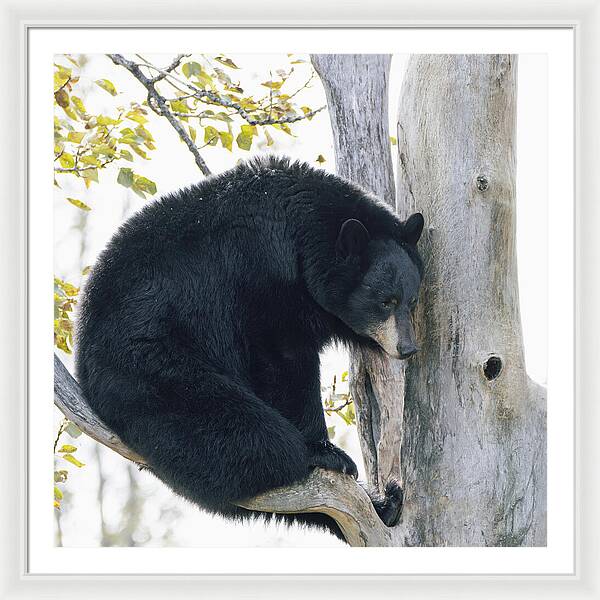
[108,53,212,177]
[133,59,326,126]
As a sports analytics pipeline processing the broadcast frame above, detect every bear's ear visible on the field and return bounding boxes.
[336,219,370,258]
[403,212,424,245]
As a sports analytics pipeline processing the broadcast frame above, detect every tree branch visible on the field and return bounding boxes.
[108,53,325,165]
[108,53,212,177]
[53,353,391,546]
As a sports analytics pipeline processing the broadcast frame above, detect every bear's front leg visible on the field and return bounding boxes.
[308,440,359,479]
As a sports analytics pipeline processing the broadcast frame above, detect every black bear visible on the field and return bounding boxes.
[76,156,424,541]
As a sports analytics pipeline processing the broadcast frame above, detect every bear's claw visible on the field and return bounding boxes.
[372,479,404,527]
[308,440,359,479]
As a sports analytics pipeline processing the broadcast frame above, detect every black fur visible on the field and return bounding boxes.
[76,156,423,542]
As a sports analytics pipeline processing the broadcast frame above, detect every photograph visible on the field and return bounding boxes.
[51,50,548,550]
[1,0,596,594]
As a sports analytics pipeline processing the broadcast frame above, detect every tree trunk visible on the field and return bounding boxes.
[311,54,406,496]
[395,55,547,546]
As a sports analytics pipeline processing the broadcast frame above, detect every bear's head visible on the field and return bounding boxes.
[331,212,424,360]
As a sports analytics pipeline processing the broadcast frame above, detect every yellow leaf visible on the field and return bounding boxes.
[58,153,75,169]
[126,111,148,125]
[67,198,91,211]
[61,283,79,297]
[219,131,233,151]
[240,124,257,137]
[95,79,117,96]
[133,175,157,195]
[63,453,84,468]
[261,80,283,90]
[204,126,219,146]
[316,154,326,164]
[214,55,239,69]
[67,131,85,143]
[57,444,77,453]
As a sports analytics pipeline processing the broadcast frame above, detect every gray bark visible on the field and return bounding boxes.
[395,55,546,546]
[312,53,546,547]
[311,54,406,496]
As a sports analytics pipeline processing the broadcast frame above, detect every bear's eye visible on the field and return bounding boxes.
[381,298,398,309]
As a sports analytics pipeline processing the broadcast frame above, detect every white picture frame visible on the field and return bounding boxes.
[1,0,598,597]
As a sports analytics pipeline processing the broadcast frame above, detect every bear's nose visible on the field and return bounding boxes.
[397,344,418,360]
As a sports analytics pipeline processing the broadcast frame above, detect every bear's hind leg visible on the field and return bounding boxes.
[113,373,313,512]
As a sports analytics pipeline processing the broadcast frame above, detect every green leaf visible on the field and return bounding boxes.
[182,61,202,78]
[130,182,147,199]
[119,149,133,162]
[130,144,148,159]
[80,155,99,166]
[71,96,86,115]
[95,79,117,96]
[390,136,398,145]
[54,68,71,92]
[170,99,189,114]
[236,132,253,151]
[213,112,233,123]
[327,425,336,440]
[194,69,214,89]
[65,422,82,438]
[117,167,134,188]
[81,168,99,183]
[134,125,154,142]
[341,371,349,382]
[219,131,233,151]
[67,197,91,211]
[54,470,68,483]
[67,131,85,143]
[316,154,326,164]
[54,486,63,500]
[95,144,116,157]
[189,125,196,143]
[133,175,157,195]
[62,453,85,468]
[203,126,219,146]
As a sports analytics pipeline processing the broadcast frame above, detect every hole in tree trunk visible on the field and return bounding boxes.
[483,355,503,380]
[483,356,502,381]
